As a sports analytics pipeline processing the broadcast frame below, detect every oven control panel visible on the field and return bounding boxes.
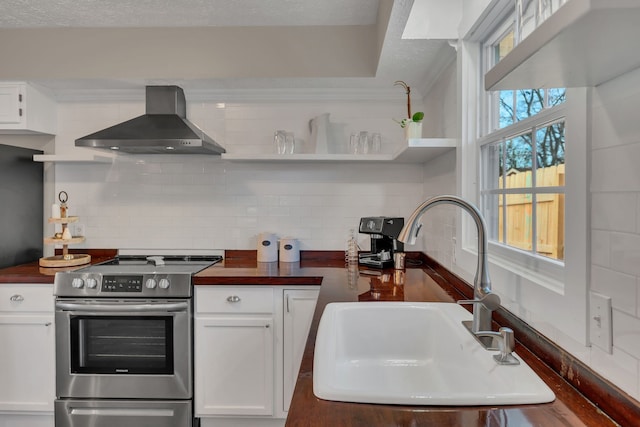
[102,275,143,292]
[54,273,192,298]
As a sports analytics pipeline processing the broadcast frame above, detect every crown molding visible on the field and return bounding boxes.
[52,87,407,103]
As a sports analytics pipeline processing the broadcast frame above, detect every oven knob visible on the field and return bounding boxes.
[159,278,170,289]
[71,278,84,289]
[145,278,157,289]
[86,278,98,289]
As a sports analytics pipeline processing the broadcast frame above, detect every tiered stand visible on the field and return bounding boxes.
[39,216,91,267]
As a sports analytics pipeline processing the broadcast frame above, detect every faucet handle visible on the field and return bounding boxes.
[476,327,520,365]
[457,292,501,311]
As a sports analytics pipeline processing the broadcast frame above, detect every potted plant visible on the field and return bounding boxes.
[394,80,424,139]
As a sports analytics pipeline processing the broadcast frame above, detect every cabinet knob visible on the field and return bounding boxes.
[226,295,241,303]
[9,294,24,302]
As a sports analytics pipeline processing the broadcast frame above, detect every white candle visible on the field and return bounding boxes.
[51,204,60,219]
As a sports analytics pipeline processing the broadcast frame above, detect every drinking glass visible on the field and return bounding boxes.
[274,130,286,154]
[359,131,370,154]
[371,133,382,154]
[284,132,295,154]
[349,133,359,154]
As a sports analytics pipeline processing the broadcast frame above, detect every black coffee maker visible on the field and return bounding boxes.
[358,217,404,269]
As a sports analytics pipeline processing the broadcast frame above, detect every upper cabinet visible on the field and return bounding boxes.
[485,0,640,90]
[0,82,56,135]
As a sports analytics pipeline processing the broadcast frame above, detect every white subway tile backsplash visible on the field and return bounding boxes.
[612,309,640,360]
[610,232,640,277]
[56,100,423,251]
[591,192,637,233]
[591,144,640,192]
[591,265,637,315]
[590,346,639,398]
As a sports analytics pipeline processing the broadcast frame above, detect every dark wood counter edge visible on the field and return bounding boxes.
[422,252,640,427]
[0,249,118,283]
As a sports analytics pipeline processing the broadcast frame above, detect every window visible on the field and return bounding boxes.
[456,0,588,344]
[481,97,566,262]
[479,16,567,266]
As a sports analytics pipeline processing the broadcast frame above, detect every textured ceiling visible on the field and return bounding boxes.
[0,0,455,97]
[0,0,379,28]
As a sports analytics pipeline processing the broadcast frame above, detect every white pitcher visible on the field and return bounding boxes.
[309,113,330,154]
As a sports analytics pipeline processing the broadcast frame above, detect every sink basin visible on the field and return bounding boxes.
[313,302,555,406]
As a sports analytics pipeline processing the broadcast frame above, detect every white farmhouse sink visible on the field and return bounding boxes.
[313,302,555,406]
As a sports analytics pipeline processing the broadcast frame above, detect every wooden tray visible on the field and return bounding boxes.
[39,254,91,268]
[44,236,85,245]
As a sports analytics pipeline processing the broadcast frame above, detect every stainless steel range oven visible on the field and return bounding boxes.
[53,254,221,427]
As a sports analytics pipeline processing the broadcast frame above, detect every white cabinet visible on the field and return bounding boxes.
[195,287,275,417]
[0,285,55,416]
[194,285,320,425]
[282,289,319,413]
[0,82,56,134]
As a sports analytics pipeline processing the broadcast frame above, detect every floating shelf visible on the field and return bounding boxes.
[33,154,113,163]
[391,138,457,163]
[485,0,640,90]
[221,138,456,164]
[221,153,393,162]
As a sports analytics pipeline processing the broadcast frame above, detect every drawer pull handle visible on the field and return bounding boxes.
[10,294,24,302]
[226,295,241,303]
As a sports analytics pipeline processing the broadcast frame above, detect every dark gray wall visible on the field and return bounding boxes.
[0,144,43,268]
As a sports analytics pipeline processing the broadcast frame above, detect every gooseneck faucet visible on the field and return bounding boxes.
[398,195,499,339]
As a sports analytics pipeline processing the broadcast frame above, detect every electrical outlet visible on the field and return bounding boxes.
[75,223,85,237]
[589,291,612,354]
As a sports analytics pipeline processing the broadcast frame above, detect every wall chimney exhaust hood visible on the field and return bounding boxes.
[75,86,225,155]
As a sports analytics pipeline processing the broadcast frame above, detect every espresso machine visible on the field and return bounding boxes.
[358,217,404,269]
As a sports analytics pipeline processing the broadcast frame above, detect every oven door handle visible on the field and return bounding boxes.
[55,301,189,312]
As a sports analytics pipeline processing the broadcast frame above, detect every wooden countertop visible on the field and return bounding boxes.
[0,250,634,425]
[280,263,618,427]
[194,252,621,426]
[0,249,117,283]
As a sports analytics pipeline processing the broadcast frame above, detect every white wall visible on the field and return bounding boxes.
[588,67,640,399]
[420,56,640,401]
[50,96,428,254]
[418,61,459,270]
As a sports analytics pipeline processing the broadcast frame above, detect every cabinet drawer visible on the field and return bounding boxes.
[196,287,274,314]
[0,285,54,313]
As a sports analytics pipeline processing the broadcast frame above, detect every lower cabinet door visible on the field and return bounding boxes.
[195,315,274,416]
[0,314,55,412]
[283,289,319,412]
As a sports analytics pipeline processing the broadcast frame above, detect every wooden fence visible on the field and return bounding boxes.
[498,164,565,260]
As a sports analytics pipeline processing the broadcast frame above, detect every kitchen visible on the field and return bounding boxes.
[1,0,640,426]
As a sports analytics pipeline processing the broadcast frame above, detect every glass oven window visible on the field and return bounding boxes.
[70,315,174,375]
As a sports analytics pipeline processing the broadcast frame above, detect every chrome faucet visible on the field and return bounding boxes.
[398,195,500,347]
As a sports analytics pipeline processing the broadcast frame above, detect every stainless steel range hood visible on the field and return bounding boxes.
[75,86,226,155]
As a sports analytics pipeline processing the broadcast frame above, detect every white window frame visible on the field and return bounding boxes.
[478,104,567,292]
[455,3,589,344]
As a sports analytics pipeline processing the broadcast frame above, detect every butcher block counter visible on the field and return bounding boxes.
[1,250,637,426]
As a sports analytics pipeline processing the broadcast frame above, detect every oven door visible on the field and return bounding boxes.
[55,299,192,399]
